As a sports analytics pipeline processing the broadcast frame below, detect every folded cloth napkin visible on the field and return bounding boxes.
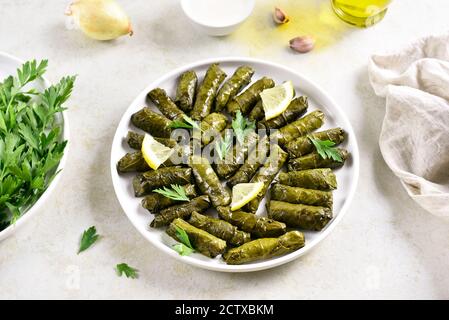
[369,33,449,217]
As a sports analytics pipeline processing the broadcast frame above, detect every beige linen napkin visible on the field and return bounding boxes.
[368,33,449,216]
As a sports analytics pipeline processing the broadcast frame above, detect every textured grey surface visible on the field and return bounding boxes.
[0,0,448,299]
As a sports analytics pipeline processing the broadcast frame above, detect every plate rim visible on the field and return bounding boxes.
[110,56,360,272]
[0,52,71,241]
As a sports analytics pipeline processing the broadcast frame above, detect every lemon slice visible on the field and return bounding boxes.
[141,134,174,170]
[231,182,265,211]
[260,81,294,120]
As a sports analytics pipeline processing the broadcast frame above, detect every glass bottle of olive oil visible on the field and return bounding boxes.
[332,0,392,27]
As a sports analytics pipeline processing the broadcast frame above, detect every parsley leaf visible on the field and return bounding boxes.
[308,137,343,162]
[116,263,139,279]
[215,131,233,160]
[169,115,202,131]
[78,226,100,254]
[172,225,194,256]
[232,111,255,145]
[153,184,190,201]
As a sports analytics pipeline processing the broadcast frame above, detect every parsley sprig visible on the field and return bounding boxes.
[309,137,343,162]
[116,263,139,279]
[153,184,190,201]
[215,131,233,160]
[78,226,100,254]
[169,114,202,131]
[232,111,255,145]
[0,60,75,229]
[172,225,194,256]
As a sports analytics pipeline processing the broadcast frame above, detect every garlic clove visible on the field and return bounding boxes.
[273,7,289,25]
[289,36,315,53]
[67,0,133,41]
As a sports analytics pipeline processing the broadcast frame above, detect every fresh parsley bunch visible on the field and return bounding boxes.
[0,60,75,230]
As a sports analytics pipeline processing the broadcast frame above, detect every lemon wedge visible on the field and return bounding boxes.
[260,81,294,120]
[141,134,174,170]
[230,182,265,211]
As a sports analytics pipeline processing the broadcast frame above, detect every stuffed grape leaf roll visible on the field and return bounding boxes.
[117,150,176,173]
[188,211,250,246]
[147,88,185,121]
[283,128,345,158]
[287,148,349,171]
[142,184,197,213]
[258,96,308,130]
[247,100,265,122]
[126,131,177,150]
[243,145,288,213]
[133,167,193,197]
[223,231,305,265]
[267,200,332,231]
[200,112,228,145]
[277,169,337,190]
[174,70,198,112]
[166,218,226,258]
[150,195,210,227]
[189,155,231,207]
[215,66,254,112]
[270,184,333,208]
[272,110,324,145]
[226,77,275,116]
[217,206,286,238]
[131,107,172,138]
[191,63,227,120]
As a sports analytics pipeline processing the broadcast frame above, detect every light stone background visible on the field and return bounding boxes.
[0,0,448,299]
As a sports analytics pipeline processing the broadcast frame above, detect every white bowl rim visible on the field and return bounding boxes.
[110,56,360,272]
[0,52,70,241]
[180,0,256,29]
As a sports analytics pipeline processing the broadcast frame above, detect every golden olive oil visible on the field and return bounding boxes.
[332,0,392,27]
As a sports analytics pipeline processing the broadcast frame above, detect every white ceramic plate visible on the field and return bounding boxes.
[110,57,359,272]
[0,52,70,241]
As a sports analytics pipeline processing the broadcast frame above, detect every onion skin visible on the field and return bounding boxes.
[67,0,133,41]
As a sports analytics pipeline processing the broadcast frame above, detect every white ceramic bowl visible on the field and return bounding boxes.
[181,0,255,36]
[0,52,70,241]
[111,57,360,272]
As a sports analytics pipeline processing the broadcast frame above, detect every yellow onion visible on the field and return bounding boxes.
[66,0,133,40]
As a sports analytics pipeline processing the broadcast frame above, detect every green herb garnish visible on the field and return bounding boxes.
[0,60,75,229]
[232,111,255,145]
[116,263,139,279]
[153,184,190,201]
[78,226,100,254]
[169,115,202,131]
[215,131,232,160]
[309,137,343,162]
[172,225,194,256]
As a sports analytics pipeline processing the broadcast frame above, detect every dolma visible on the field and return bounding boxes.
[214,131,258,179]
[270,184,333,208]
[200,112,228,145]
[217,206,286,238]
[142,184,197,213]
[126,131,177,150]
[223,231,305,265]
[189,155,231,207]
[247,100,264,122]
[188,212,250,246]
[243,145,288,213]
[174,70,197,112]
[133,166,193,197]
[226,77,275,116]
[147,88,185,121]
[267,200,332,231]
[166,218,226,257]
[131,107,172,138]
[215,66,255,112]
[117,151,150,173]
[284,128,345,158]
[287,148,349,171]
[227,136,270,187]
[258,96,308,130]
[191,63,227,120]
[272,110,324,145]
[278,169,337,190]
[150,195,210,227]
